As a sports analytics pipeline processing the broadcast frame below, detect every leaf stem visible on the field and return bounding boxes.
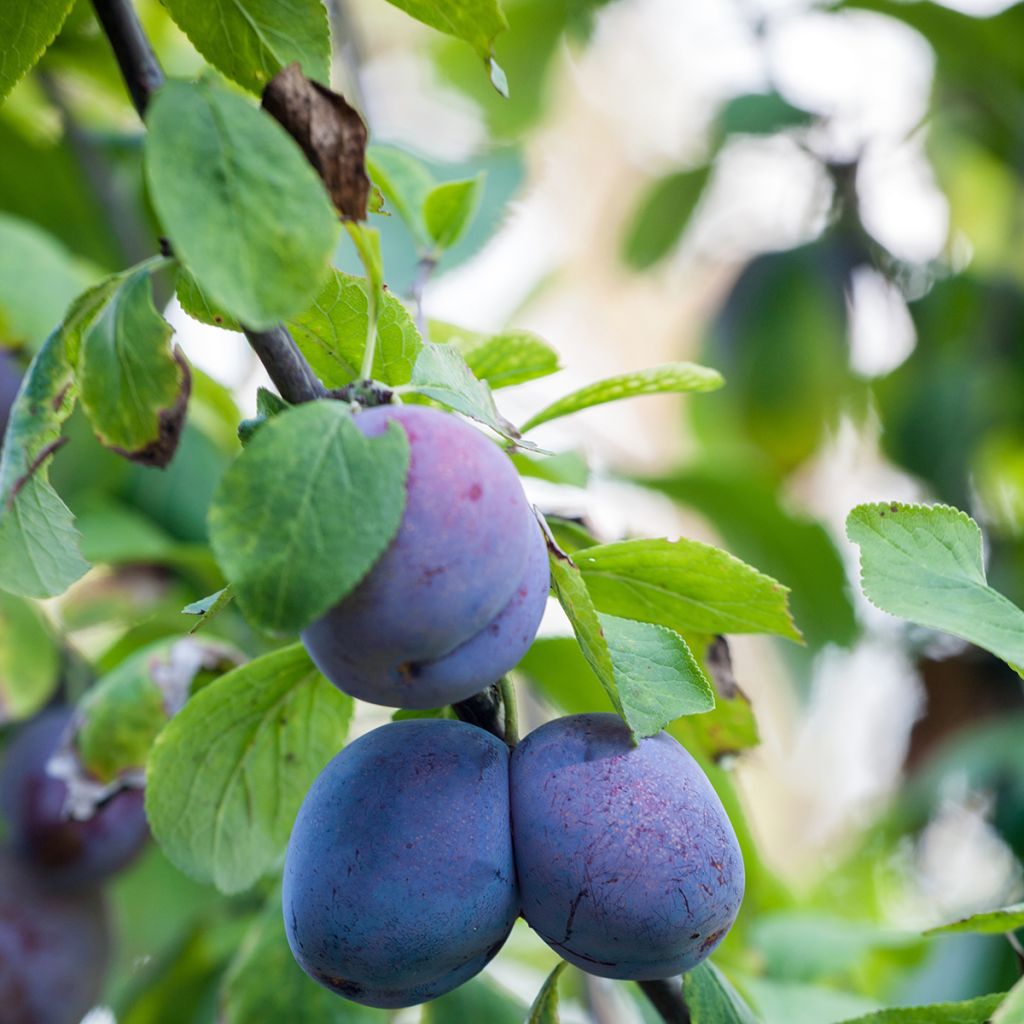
[638,979,691,1024]
[499,676,519,745]
[90,0,328,405]
[411,255,437,340]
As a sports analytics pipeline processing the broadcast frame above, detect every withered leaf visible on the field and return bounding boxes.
[262,62,370,221]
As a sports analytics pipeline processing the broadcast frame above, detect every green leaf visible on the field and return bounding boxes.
[287,270,422,387]
[835,993,1005,1024]
[77,638,240,784]
[847,502,1024,669]
[403,341,534,448]
[719,92,813,137]
[527,961,567,1024]
[381,0,508,65]
[423,174,484,252]
[161,0,330,93]
[77,268,186,460]
[0,277,118,597]
[994,977,1024,1024]
[512,451,589,488]
[423,976,526,1024]
[182,586,235,634]
[574,538,802,641]
[684,962,760,1024]
[0,214,94,351]
[924,902,1024,936]
[146,644,353,893]
[602,614,715,733]
[739,978,880,1024]
[522,362,723,432]
[222,905,384,1023]
[208,401,410,634]
[144,79,338,329]
[621,166,710,270]
[0,591,60,723]
[548,550,712,738]
[365,144,434,246]
[645,463,857,650]
[432,320,560,388]
[176,268,242,332]
[0,0,75,102]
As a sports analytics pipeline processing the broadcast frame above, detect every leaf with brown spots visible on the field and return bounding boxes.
[262,62,370,220]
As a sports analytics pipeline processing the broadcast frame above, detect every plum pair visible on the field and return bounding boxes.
[283,713,744,1009]
[301,405,550,710]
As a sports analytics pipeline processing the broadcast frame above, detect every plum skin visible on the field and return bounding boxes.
[302,405,548,708]
[0,708,149,890]
[509,713,744,980]
[282,718,519,1008]
[0,853,110,1024]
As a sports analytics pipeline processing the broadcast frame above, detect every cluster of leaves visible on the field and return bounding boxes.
[2,0,1024,1022]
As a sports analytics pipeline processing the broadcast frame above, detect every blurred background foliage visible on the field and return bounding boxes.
[3,0,1024,1021]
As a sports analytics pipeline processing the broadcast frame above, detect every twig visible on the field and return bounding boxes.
[90,0,328,405]
[410,255,437,339]
[638,979,691,1024]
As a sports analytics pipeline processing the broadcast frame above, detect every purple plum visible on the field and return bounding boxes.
[283,719,519,1008]
[0,853,110,1024]
[1,708,149,891]
[510,713,744,979]
[302,405,548,708]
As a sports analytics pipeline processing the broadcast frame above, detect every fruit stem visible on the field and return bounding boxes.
[499,676,519,745]
[638,979,691,1023]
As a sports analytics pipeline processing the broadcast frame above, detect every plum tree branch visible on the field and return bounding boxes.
[90,0,327,405]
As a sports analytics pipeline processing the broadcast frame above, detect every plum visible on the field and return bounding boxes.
[0,349,22,438]
[302,405,547,708]
[283,719,519,1008]
[510,713,744,980]
[0,853,110,1024]
[1,707,149,890]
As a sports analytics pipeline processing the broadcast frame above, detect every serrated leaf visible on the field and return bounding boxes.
[424,174,484,252]
[574,538,802,641]
[0,0,75,102]
[366,145,435,246]
[548,550,712,738]
[144,79,338,329]
[924,902,1024,936]
[404,342,535,448]
[177,268,242,332]
[222,905,384,1023]
[287,270,422,387]
[182,586,235,634]
[208,401,410,634]
[0,214,94,351]
[381,0,508,64]
[161,0,330,94]
[684,963,760,1024]
[146,644,353,893]
[77,637,240,785]
[846,502,1024,669]
[0,275,121,597]
[527,961,567,1024]
[78,268,187,463]
[835,992,1004,1024]
[0,591,60,723]
[432,320,560,388]
[522,362,723,431]
[621,166,710,271]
